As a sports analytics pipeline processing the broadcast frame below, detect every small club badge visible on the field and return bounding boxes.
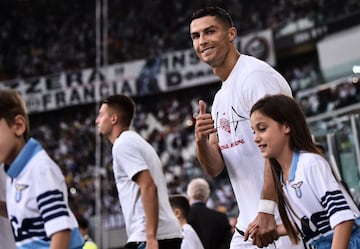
[15,184,29,202]
[291,181,303,198]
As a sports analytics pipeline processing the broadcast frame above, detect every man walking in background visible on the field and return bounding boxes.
[186,178,232,249]
[96,94,182,249]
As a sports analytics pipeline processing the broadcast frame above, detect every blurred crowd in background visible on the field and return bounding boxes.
[1,0,359,81]
[1,0,360,228]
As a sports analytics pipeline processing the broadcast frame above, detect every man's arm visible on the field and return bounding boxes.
[244,159,278,247]
[195,100,225,176]
[134,170,159,249]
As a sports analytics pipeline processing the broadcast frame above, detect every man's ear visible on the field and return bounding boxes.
[13,115,27,137]
[111,114,118,125]
[228,26,237,42]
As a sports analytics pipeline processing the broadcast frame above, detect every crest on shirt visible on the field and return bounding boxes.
[217,108,248,134]
[219,116,231,133]
[15,184,29,202]
[291,181,303,198]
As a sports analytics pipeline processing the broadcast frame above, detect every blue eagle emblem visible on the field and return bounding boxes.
[291,181,303,198]
[15,184,29,202]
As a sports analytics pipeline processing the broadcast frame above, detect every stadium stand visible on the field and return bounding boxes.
[1,0,360,80]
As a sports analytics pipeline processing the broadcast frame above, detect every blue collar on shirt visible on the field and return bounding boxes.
[6,138,42,178]
[280,151,299,184]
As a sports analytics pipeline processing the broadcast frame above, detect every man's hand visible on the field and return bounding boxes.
[194,100,225,177]
[244,213,278,248]
[195,100,216,144]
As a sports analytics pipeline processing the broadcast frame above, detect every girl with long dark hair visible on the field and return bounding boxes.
[249,94,360,249]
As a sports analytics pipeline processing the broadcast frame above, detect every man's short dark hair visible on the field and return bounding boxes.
[102,94,135,127]
[190,6,234,28]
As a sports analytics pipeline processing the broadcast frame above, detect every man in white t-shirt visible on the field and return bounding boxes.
[190,6,304,249]
[96,94,183,249]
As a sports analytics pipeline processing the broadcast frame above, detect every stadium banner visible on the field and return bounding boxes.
[0,31,274,113]
[0,52,217,113]
[240,29,276,66]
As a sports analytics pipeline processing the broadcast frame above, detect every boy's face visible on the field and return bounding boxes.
[0,117,26,165]
[0,119,16,164]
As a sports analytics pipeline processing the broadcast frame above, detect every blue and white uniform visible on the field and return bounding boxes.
[5,138,84,249]
[0,163,16,249]
[283,151,360,248]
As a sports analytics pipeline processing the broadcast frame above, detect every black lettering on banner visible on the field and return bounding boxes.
[161,50,200,71]
[66,71,82,87]
[111,81,119,94]
[99,81,132,100]
[84,86,95,101]
[120,81,133,95]
[172,53,186,68]
[55,91,66,107]
[184,70,207,81]
[42,94,52,110]
[88,69,105,82]
[69,88,82,103]
[25,97,42,112]
[45,74,62,91]
[166,72,181,87]
[189,51,200,65]
[99,83,111,98]
[25,79,42,94]
[160,57,170,70]
[34,81,137,112]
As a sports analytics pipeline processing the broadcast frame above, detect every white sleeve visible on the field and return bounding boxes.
[307,156,356,228]
[113,135,148,180]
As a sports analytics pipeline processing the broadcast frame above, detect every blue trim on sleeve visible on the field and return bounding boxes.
[7,138,43,178]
